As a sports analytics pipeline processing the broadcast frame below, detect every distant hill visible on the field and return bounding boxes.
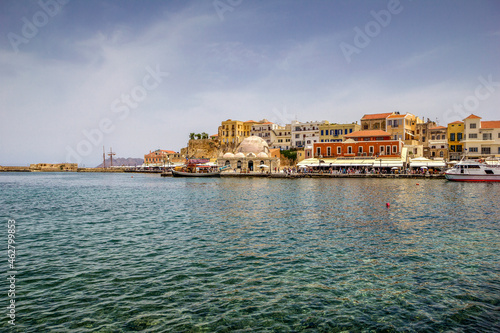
[95,157,143,168]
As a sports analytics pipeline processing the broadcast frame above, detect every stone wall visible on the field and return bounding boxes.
[181,139,220,159]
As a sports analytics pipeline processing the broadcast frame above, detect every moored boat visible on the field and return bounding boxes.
[170,159,221,177]
[171,170,220,177]
[445,159,500,182]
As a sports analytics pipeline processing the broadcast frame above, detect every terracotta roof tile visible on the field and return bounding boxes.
[449,121,464,124]
[345,130,391,137]
[361,112,394,120]
[464,114,481,120]
[481,121,500,129]
[430,126,447,130]
[387,114,406,119]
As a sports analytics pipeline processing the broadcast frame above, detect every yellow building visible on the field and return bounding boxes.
[385,113,422,144]
[218,119,257,145]
[319,122,360,142]
[447,121,464,160]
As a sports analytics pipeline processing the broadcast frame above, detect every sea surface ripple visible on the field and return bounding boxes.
[1,173,499,332]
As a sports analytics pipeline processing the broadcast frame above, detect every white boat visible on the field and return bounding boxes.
[445,159,500,182]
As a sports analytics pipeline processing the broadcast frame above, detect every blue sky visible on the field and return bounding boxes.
[1,0,499,166]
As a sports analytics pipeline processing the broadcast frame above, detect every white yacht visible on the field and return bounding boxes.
[445,159,500,182]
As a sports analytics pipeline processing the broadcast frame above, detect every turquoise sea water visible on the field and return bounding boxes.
[1,173,499,332]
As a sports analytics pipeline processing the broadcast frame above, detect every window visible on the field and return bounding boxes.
[387,146,391,154]
[498,147,500,154]
[450,133,455,141]
[363,125,368,130]
[295,134,300,138]
[469,133,477,139]
[327,147,331,156]
[440,151,444,157]
[358,146,363,153]
[483,133,492,140]
[431,136,435,140]
[457,145,462,152]
[392,145,397,153]
[380,146,385,153]
[470,123,476,129]
[369,146,374,154]
[469,147,478,153]
[458,133,463,141]
[481,147,491,154]
[316,147,321,156]
[450,145,455,152]
[321,130,324,135]
[337,146,341,154]
[350,129,353,133]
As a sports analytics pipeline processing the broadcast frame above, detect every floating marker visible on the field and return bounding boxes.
[386,202,390,207]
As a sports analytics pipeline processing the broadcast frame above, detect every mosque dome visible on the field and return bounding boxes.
[257,152,268,158]
[223,152,234,158]
[247,152,256,158]
[234,152,245,158]
[236,136,270,155]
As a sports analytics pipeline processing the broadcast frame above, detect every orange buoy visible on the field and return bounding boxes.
[386,203,390,207]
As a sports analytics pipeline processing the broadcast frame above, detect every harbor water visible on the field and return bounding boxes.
[1,173,499,332]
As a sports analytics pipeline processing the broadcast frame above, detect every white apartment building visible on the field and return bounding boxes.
[270,124,292,150]
[462,114,500,158]
[291,120,328,150]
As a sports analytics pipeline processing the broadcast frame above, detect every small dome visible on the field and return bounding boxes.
[247,152,256,157]
[223,152,234,158]
[234,152,245,158]
[257,152,268,158]
[236,136,270,155]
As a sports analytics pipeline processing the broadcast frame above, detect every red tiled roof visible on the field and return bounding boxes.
[449,121,463,124]
[387,114,406,119]
[464,114,481,120]
[244,120,256,123]
[211,134,218,137]
[361,112,394,120]
[345,130,391,137]
[481,121,500,129]
[430,126,447,130]
[261,122,274,125]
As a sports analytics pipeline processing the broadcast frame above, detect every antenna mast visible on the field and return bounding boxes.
[108,148,116,167]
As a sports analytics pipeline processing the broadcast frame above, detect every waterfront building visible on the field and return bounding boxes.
[385,113,423,142]
[218,119,259,146]
[270,124,292,151]
[428,126,448,159]
[462,114,500,158]
[319,122,360,142]
[218,136,280,172]
[144,149,181,166]
[313,130,403,158]
[360,112,396,131]
[250,120,279,146]
[415,119,438,158]
[447,121,464,160]
[291,120,327,149]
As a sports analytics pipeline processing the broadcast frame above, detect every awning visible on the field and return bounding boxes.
[409,158,446,168]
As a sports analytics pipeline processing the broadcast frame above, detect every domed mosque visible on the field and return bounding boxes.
[218,136,280,172]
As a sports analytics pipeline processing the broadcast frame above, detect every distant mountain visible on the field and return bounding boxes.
[95,157,143,168]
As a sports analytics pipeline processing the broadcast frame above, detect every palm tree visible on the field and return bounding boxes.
[201,132,209,139]
[189,133,195,140]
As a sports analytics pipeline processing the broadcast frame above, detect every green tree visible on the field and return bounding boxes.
[189,133,195,140]
[195,133,202,140]
[201,132,209,139]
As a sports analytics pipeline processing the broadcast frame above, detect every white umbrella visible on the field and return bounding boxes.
[298,165,308,168]
[258,165,269,168]
[391,167,399,170]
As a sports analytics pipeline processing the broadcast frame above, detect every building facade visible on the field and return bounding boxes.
[313,130,403,158]
[428,126,448,159]
[250,121,279,146]
[144,149,181,166]
[319,122,360,142]
[385,113,422,143]
[218,119,260,145]
[270,124,292,150]
[360,112,395,131]
[462,114,500,158]
[447,121,464,160]
[415,119,437,158]
[291,120,327,149]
